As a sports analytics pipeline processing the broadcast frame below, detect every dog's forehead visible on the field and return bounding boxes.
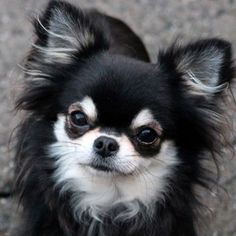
[65,56,166,127]
[78,84,144,127]
[79,94,154,128]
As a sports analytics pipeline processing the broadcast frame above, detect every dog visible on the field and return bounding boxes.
[14,1,235,235]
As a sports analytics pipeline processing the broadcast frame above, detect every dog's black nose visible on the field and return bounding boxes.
[93,136,119,158]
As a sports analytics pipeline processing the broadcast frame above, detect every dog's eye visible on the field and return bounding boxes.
[70,111,88,127]
[137,128,158,144]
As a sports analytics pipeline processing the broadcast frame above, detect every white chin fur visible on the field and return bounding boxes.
[48,115,179,223]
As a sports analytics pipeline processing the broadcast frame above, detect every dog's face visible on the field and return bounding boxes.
[18,1,234,222]
[48,55,179,216]
[52,55,174,175]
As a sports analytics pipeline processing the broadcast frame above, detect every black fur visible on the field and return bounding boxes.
[14,1,235,236]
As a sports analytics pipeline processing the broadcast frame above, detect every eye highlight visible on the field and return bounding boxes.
[136,127,159,145]
[70,111,88,127]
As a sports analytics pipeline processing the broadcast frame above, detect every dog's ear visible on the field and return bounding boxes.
[158,39,234,98]
[16,1,109,112]
[32,0,108,64]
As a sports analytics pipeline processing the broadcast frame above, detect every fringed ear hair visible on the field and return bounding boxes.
[32,0,109,64]
[159,39,234,99]
[17,1,109,112]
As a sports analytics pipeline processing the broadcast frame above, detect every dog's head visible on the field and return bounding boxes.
[17,0,234,222]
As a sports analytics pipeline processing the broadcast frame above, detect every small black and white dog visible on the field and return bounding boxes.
[14,1,235,235]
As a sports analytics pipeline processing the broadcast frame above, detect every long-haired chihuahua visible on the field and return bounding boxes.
[14,1,235,235]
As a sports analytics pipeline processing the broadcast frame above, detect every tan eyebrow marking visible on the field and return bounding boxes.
[131,109,155,129]
[69,96,97,122]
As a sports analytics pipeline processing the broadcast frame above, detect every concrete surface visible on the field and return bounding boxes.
[0,0,236,235]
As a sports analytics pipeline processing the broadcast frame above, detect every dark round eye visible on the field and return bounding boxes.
[137,128,158,144]
[70,111,88,127]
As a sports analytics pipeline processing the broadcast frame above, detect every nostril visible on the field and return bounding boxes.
[108,142,118,152]
[95,141,103,150]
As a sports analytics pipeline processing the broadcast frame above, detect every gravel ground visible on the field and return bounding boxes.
[0,0,236,235]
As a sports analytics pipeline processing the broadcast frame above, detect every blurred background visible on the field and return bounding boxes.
[0,0,236,235]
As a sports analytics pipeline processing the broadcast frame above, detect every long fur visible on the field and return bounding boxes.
[14,1,235,236]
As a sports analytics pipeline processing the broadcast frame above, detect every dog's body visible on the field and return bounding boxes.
[14,1,235,236]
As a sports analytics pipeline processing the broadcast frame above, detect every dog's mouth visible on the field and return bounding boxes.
[79,159,118,173]
[90,163,115,172]
[81,160,131,176]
